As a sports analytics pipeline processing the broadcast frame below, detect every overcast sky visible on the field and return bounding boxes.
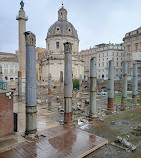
[0,0,141,53]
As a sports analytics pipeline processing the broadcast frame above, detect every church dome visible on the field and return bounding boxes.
[47,4,78,40]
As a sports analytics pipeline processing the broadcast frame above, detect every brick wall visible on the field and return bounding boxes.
[0,92,14,137]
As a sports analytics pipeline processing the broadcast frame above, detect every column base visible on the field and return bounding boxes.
[132,95,137,104]
[26,106,37,135]
[48,89,52,95]
[64,112,73,126]
[120,97,127,111]
[107,98,114,111]
[89,114,97,118]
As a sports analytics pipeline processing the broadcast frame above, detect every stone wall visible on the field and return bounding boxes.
[0,92,14,137]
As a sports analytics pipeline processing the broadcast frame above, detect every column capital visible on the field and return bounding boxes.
[24,31,36,46]
[63,42,73,54]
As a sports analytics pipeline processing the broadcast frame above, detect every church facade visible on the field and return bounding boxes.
[39,5,84,81]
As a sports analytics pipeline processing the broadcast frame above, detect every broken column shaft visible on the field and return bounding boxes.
[64,42,73,125]
[60,71,63,94]
[89,57,97,117]
[24,31,37,135]
[79,74,82,91]
[132,62,138,103]
[48,73,52,95]
[121,61,128,110]
[107,60,114,111]
[0,65,2,81]
[18,71,22,99]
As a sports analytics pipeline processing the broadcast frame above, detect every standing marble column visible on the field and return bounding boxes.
[24,31,37,135]
[121,61,128,111]
[18,71,22,99]
[79,74,82,91]
[64,42,73,125]
[107,60,114,111]
[132,62,138,104]
[48,73,52,95]
[60,71,63,94]
[89,57,97,117]
[0,65,2,81]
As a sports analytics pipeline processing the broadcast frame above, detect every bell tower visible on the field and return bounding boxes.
[58,4,67,21]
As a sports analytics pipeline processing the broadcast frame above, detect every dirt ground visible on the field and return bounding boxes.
[83,107,141,158]
[37,85,141,158]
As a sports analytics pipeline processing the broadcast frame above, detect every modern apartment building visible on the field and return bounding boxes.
[80,43,124,80]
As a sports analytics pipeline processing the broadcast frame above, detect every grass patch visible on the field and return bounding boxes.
[107,107,141,122]
[137,100,141,105]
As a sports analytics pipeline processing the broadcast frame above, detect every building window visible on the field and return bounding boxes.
[99,54,100,57]
[10,69,13,74]
[4,69,8,74]
[137,30,139,34]
[136,36,138,40]
[117,52,118,56]
[117,58,118,60]
[107,52,108,56]
[129,33,130,36]
[128,38,130,42]
[135,43,138,51]
[4,64,8,68]
[15,64,18,68]
[127,45,130,52]
[56,42,59,49]
[10,78,13,81]
[103,53,104,57]
[15,69,18,74]
[113,52,114,56]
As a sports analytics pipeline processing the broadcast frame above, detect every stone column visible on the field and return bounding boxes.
[18,71,22,99]
[64,42,73,125]
[132,62,138,104]
[79,74,82,91]
[89,57,97,117]
[88,76,90,88]
[48,73,52,95]
[121,61,128,111]
[0,65,2,81]
[107,60,114,111]
[60,71,63,94]
[24,31,37,135]
[16,4,28,94]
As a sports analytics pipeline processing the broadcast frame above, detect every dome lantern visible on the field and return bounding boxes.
[58,4,67,21]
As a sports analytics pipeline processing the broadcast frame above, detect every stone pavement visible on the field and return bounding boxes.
[0,125,108,158]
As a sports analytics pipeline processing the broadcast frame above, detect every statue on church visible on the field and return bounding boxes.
[20,0,24,9]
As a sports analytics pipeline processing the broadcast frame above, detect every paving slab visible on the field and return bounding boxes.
[0,125,108,158]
